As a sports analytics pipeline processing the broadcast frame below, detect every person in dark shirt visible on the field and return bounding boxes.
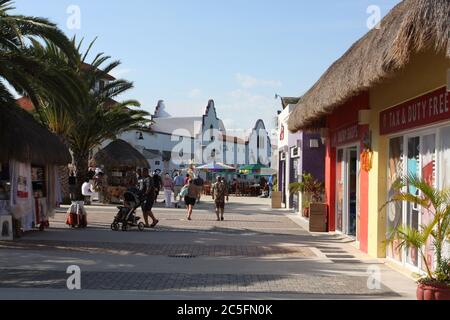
[140,168,159,228]
[68,171,76,200]
[152,170,162,203]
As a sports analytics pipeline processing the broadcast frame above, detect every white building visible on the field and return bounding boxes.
[117,100,272,175]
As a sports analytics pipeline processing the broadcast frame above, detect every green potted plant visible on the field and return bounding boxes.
[384,174,450,300]
[290,173,324,217]
[290,173,326,231]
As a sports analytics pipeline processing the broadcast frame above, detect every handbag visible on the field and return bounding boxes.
[179,185,189,198]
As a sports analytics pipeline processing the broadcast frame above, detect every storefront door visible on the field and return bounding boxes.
[336,146,359,236]
[279,159,286,206]
[387,131,438,271]
[290,157,300,212]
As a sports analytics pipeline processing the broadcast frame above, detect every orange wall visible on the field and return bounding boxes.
[324,92,370,252]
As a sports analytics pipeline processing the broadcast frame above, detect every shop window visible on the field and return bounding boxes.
[439,126,450,189]
[0,163,10,201]
[406,136,420,267]
[31,166,46,198]
[420,134,436,272]
[387,137,404,262]
[336,149,344,233]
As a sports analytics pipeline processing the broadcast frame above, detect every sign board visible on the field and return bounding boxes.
[380,87,450,135]
[331,124,360,147]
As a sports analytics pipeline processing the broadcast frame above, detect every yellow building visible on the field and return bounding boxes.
[288,0,450,274]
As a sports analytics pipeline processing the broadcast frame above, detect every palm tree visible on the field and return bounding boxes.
[0,0,78,109]
[34,39,151,200]
[384,174,450,284]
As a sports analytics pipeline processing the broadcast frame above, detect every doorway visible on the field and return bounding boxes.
[336,146,359,237]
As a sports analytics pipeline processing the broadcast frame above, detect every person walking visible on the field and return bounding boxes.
[212,176,229,221]
[173,172,185,206]
[152,170,162,203]
[81,178,94,205]
[140,168,159,228]
[184,173,190,185]
[68,171,76,201]
[193,175,204,203]
[184,179,199,221]
[163,173,174,208]
[232,178,240,197]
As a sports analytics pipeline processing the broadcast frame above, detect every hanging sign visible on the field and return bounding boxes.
[380,87,450,135]
[331,124,359,147]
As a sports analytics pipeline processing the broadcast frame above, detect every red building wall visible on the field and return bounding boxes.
[324,92,370,253]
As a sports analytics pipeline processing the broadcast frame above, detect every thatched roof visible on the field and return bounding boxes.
[288,0,450,132]
[0,105,72,166]
[94,139,149,168]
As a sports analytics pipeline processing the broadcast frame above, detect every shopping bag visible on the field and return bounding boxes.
[179,185,189,198]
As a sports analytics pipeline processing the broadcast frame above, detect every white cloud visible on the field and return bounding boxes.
[235,73,282,89]
[220,89,278,131]
[188,88,202,98]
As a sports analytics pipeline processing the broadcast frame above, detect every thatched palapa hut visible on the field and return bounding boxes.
[288,0,450,132]
[93,140,148,203]
[94,139,149,169]
[0,104,71,234]
[0,104,71,165]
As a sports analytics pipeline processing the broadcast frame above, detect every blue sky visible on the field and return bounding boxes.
[15,0,400,131]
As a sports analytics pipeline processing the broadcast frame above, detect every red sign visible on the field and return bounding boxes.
[331,124,359,147]
[280,125,285,141]
[380,87,450,135]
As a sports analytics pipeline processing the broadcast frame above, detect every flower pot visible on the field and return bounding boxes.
[309,203,328,232]
[303,207,309,218]
[271,191,282,209]
[417,283,450,300]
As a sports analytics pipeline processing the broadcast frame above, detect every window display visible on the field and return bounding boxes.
[31,166,46,198]
[387,137,404,262]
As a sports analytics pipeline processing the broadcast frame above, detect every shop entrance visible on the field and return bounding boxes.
[336,146,359,237]
[279,158,286,207]
[290,156,300,212]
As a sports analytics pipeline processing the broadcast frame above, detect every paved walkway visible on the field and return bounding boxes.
[0,196,417,300]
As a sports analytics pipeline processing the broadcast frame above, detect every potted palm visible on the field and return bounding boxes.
[384,174,450,300]
[290,173,326,231]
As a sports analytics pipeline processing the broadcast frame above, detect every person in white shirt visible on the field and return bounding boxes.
[81,178,94,205]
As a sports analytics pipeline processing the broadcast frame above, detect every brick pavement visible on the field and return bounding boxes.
[0,197,416,299]
[0,269,398,296]
[0,240,316,258]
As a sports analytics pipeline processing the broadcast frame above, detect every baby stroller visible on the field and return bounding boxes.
[111,188,146,232]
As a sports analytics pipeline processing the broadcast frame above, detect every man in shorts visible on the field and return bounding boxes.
[211,176,229,221]
[140,168,159,228]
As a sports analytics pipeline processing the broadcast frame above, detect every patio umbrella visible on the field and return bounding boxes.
[257,167,277,176]
[195,161,235,172]
[238,164,271,175]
